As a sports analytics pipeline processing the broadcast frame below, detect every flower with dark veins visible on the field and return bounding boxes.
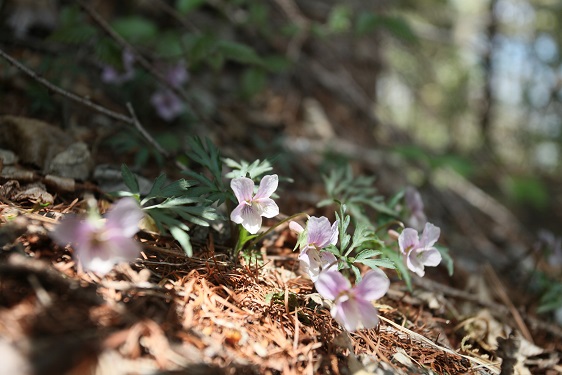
[315,268,389,331]
[230,175,279,234]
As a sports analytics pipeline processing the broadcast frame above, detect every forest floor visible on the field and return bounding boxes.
[1,3,562,372]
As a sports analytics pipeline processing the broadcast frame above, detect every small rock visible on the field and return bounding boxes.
[0,149,18,165]
[48,142,92,180]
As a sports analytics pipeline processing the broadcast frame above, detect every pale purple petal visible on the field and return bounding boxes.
[230,202,248,224]
[419,223,440,249]
[320,251,338,272]
[254,174,278,199]
[150,90,185,121]
[398,228,419,254]
[106,235,142,260]
[82,257,115,275]
[418,248,442,267]
[231,177,254,203]
[355,268,390,301]
[307,216,333,248]
[329,220,339,246]
[51,216,92,246]
[105,198,143,237]
[316,270,350,300]
[239,206,262,234]
[299,248,321,281]
[355,300,380,329]
[254,198,279,218]
[332,298,379,331]
[289,221,304,234]
[407,250,425,277]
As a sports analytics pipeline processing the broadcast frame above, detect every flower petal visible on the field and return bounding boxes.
[355,268,390,301]
[398,228,419,254]
[407,250,425,277]
[254,198,279,218]
[299,248,322,281]
[419,223,440,249]
[418,248,442,267]
[230,203,247,224]
[307,216,332,248]
[320,251,338,272]
[333,298,379,331]
[239,206,262,234]
[315,270,350,300]
[105,198,143,237]
[255,174,278,199]
[231,177,254,203]
[51,215,91,246]
[289,221,304,234]
[329,220,339,246]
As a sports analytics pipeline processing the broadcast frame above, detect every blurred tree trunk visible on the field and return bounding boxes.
[480,0,498,150]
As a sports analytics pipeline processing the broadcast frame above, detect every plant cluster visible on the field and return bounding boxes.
[51,138,452,333]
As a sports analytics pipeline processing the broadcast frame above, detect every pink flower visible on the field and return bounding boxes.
[51,198,144,275]
[299,249,338,282]
[315,268,389,331]
[230,175,279,234]
[290,216,339,281]
[404,187,427,231]
[150,89,185,121]
[101,50,135,84]
[398,222,442,277]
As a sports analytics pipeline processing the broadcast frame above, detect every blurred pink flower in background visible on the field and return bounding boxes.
[51,197,144,275]
[150,60,189,121]
[404,186,427,231]
[101,50,135,84]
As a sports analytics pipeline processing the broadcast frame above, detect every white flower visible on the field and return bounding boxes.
[230,175,279,234]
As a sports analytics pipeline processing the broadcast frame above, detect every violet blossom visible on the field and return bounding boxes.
[315,268,389,331]
[398,222,442,277]
[290,216,339,281]
[404,186,427,231]
[150,61,189,121]
[150,89,185,121]
[101,50,135,84]
[230,175,279,234]
[51,197,144,275]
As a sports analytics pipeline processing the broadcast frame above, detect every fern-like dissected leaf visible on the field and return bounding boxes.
[224,158,273,179]
[319,165,399,226]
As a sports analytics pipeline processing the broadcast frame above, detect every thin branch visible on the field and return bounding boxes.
[78,0,218,129]
[0,46,132,125]
[126,102,169,158]
[0,47,182,169]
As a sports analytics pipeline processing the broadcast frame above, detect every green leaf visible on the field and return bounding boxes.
[355,249,383,261]
[436,245,454,276]
[176,0,206,14]
[241,67,266,98]
[350,265,362,282]
[327,5,351,33]
[159,179,193,197]
[112,16,157,43]
[121,164,140,194]
[356,258,396,270]
[170,226,193,256]
[142,174,167,201]
[224,158,273,179]
[216,40,262,65]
